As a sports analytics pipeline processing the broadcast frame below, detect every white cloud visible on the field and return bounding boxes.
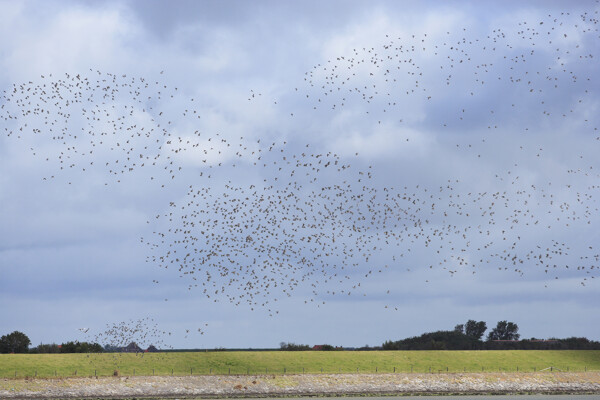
[1,4,140,81]
[332,120,435,159]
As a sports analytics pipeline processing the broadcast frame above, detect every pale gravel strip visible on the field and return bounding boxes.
[0,372,599,399]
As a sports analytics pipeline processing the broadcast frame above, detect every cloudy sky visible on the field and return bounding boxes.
[1,0,599,349]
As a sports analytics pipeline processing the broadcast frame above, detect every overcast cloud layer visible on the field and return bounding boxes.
[1,0,599,349]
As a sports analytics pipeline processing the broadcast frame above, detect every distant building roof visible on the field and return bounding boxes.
[121,342,143,353]
[146,345,159,352]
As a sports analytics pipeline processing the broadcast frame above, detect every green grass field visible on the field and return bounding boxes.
[0,350,598,378]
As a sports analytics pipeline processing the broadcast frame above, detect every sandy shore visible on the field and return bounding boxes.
[1,372,599,399]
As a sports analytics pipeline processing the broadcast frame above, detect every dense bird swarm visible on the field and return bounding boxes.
[2,4,599,347]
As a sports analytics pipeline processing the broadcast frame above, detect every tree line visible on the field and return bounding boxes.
[382,320,600,350]
[279,342,340,351]
[3,321,600,353]
[280,320,600,351]
[0,331,103,354]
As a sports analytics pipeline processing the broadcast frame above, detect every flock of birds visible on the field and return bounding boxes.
[78,318,175,364]
[79,318,170,349]
[2,3,599,350]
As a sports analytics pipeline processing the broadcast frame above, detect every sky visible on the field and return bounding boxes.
[1,0,599,350]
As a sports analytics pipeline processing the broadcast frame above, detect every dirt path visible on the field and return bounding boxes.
[1,372,599,399]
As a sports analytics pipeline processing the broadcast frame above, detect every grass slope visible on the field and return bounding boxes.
[0,350,598,378]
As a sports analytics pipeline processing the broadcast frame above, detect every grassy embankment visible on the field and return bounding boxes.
[1,350,599,378]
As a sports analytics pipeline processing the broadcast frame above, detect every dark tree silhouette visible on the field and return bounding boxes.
[279,342,310,351]
[465,320,487,340]
[60,341,103,353]
[0,331,31,353]
[487,321,520,341]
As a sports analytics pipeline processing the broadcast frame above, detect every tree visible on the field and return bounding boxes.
[279,342,310,351]
[465,320,487,340]
[0,331,31,353]
[30,343,60,354]
[382,330,481,350]
[60,341,103,353]
[320,344,336,351]
[487,321,520,341]
[103,344,121,352]
[454,324,465,334]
